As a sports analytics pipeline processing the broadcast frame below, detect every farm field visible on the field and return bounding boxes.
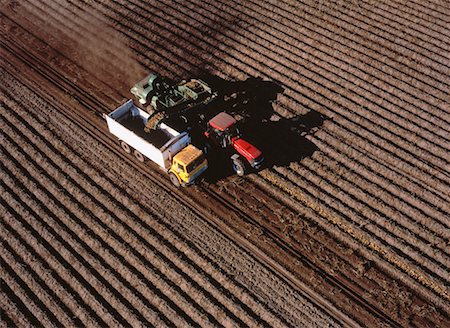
[1,0,449,327]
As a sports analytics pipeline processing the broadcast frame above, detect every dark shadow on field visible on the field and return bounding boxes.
[190,74,326,183]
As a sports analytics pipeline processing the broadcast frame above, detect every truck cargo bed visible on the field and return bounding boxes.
[105,100,192,170]
[119,114,171,149]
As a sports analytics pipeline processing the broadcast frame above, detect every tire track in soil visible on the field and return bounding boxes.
[211,178,439,326]
[0,64,302,326]
[279,163,450,282]
[253,170,450,311]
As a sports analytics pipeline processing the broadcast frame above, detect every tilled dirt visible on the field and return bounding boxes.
[1,0,449,327]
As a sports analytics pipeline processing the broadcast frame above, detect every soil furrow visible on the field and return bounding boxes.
[0,218,76,327]
[292,158,450,260]
[332,0,450,53]
[250,0,450,99]
[1,172,176,327]
[0,276,42,328]
[1,129,216,327]
[313,0,449,69]
[1,100,268,327]
[368,0,450,43]
[116,11,450,189]
[304,145,450,238]
[252,170,450,311]
[310,131,450,224]
[175,0,450,150]
[275,165,450,287]
[0,79,302,326]
[204,0,450,110]
[392,0,450,24]
[0,86,318,326]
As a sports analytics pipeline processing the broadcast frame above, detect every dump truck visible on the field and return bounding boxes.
[104,100,208,187]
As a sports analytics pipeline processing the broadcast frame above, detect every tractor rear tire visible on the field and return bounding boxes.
[169,173,181,187]
[120,141,131,154]
[133,150,145,163]
[232,157,246,176]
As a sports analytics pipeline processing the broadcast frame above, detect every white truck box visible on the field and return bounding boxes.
[104,100,191,170]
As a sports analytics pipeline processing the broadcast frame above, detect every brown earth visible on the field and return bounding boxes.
[1,0,449,327]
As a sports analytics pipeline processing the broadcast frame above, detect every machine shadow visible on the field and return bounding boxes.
[196,74,327,183]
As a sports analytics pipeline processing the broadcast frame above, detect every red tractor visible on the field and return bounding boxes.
[204,112,264,176]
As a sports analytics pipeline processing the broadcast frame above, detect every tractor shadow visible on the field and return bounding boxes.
[196,75,327,183]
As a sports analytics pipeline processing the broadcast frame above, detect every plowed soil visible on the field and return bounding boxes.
[1,0,449,327]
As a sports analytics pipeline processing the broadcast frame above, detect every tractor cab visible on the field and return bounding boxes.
[205,112,241,148]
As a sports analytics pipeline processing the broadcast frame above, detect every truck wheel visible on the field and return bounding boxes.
[120,141,131,154]
[133,150,145,162]
[169,173,181,187]
[232,157,246,176]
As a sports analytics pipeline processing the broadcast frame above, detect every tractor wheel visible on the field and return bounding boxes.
[169,173,181,187]
[232,157,246,176]
[120,141,131,154]
[133,150,145,162]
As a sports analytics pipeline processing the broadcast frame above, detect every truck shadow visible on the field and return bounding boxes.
[196,75,327,183]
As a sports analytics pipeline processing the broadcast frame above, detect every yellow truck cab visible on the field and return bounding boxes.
[169,144,208,187]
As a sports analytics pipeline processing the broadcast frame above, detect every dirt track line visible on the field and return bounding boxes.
[1,167,136,328]
[0,16,356,326]
[331,0,450,52]
[279,163,450,280]
[0,250,59,328]
[312,0,449,69]
[184,0,450,151]
[110,1,450,188]
[290,158,450,259]
[310,131,450,224]
[0,220,76,327]
[302,147,450,240]
[275,164,450,283]
[365,0,450,43]
[1,160,181,327]
[255,170,450,309]
[1,70,308,326]
[0,66,292,326]
[392,0,450,24]
[0,14,426,326]
[0,71,286,326]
